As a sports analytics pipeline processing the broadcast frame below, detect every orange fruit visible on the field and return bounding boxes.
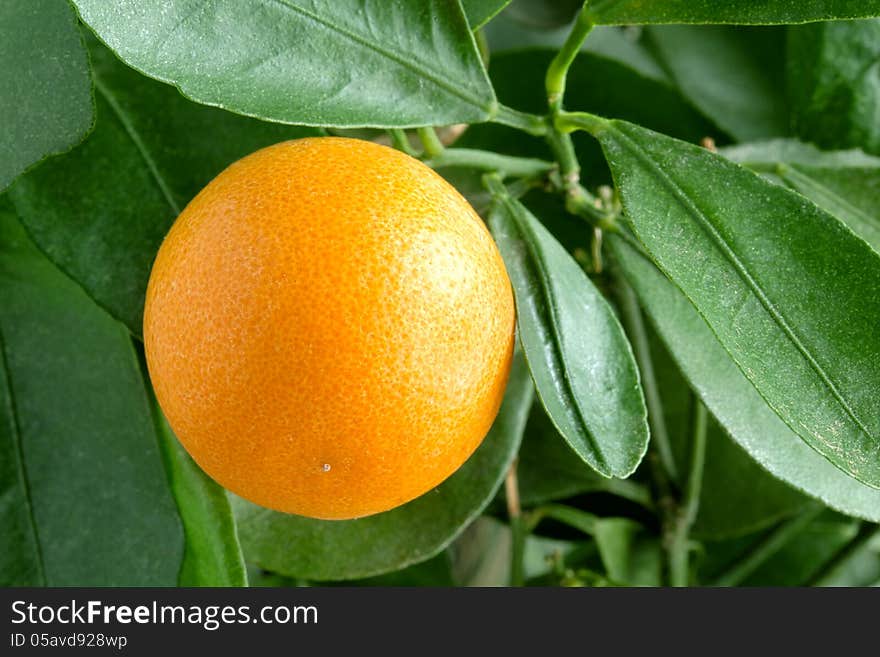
[143,137,515,520]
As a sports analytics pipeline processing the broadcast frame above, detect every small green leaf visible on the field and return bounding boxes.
[645,26,787,141]
[232,351,533,582]
[488,193,648,477]
[0,201,183,586]
[592,118,880,487]
[149,396,247,587]
[788,18,880,155]
[609,236,880,522]
[463,0,511,29]
[72,0,496,127]
[590,0,880,25]
[722,139,880,250]
[8,39,320,335]
[0,0,93,191]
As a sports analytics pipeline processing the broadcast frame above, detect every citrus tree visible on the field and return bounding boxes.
[2,0,880,587]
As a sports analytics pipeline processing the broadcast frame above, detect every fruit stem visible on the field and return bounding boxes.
[416,127,445,159]
[388,129,418,157]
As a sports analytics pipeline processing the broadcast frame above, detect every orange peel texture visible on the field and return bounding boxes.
[143,137,515,520]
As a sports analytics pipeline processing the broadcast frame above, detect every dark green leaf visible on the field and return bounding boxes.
[645,26,787,141]
[644,318,810,539]
[488,193,648,477]
[0,201,182,586]
[722,139,880,250]
[8,40,320,335]
[232,351,533,581]
[0,0,93,191]
[72,0,495,127]
[788,19,880,155]
[589,0,880,25]
[610,236,880,522]
[592,118,880,487]
[150,399,247,587]
[463,0,511,29]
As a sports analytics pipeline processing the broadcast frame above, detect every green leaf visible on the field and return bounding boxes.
[488,193,648,477]
[722,140,880,251]
[646,326,810,539]
[0,0,93,191]
[150,397,247,587]
[609,236,880,522]
[71,0,496,127]
[517,401,653,508]
[0,201,183,586]
[645,26,787,141]
[232,351,533,581]
[589,0,880,25]
[788,18,880,155]
[8,39,320,335]
[590,118,880,487]
[463,0,511,29]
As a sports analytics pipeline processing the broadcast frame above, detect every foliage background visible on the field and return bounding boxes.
[2,0,880,587]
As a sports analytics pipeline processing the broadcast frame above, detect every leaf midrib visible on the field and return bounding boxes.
[501,196,612,474]
[610,123,875,449]
[93,76,180,215]
[266,0,494,115]
[0,328,47,585]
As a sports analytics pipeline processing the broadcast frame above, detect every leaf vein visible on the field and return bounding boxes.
[93,76,180,215]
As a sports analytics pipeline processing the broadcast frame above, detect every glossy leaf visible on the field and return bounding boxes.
[488,193,648,477]
[589,0,880,25]
[645,26,787,141]
[463,0,511,29]
[72,0,496,127]
[232,351,533,581]
[0,202,183,586]
[592,118,880,487]
[8,40,320,335]
[0,0,93,191]
[150,397,247,587]
[788,18,880,155]
[723,139,880,250]
[610,236,880,522]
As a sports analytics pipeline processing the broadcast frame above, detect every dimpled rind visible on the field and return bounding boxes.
[143,137,515,520]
